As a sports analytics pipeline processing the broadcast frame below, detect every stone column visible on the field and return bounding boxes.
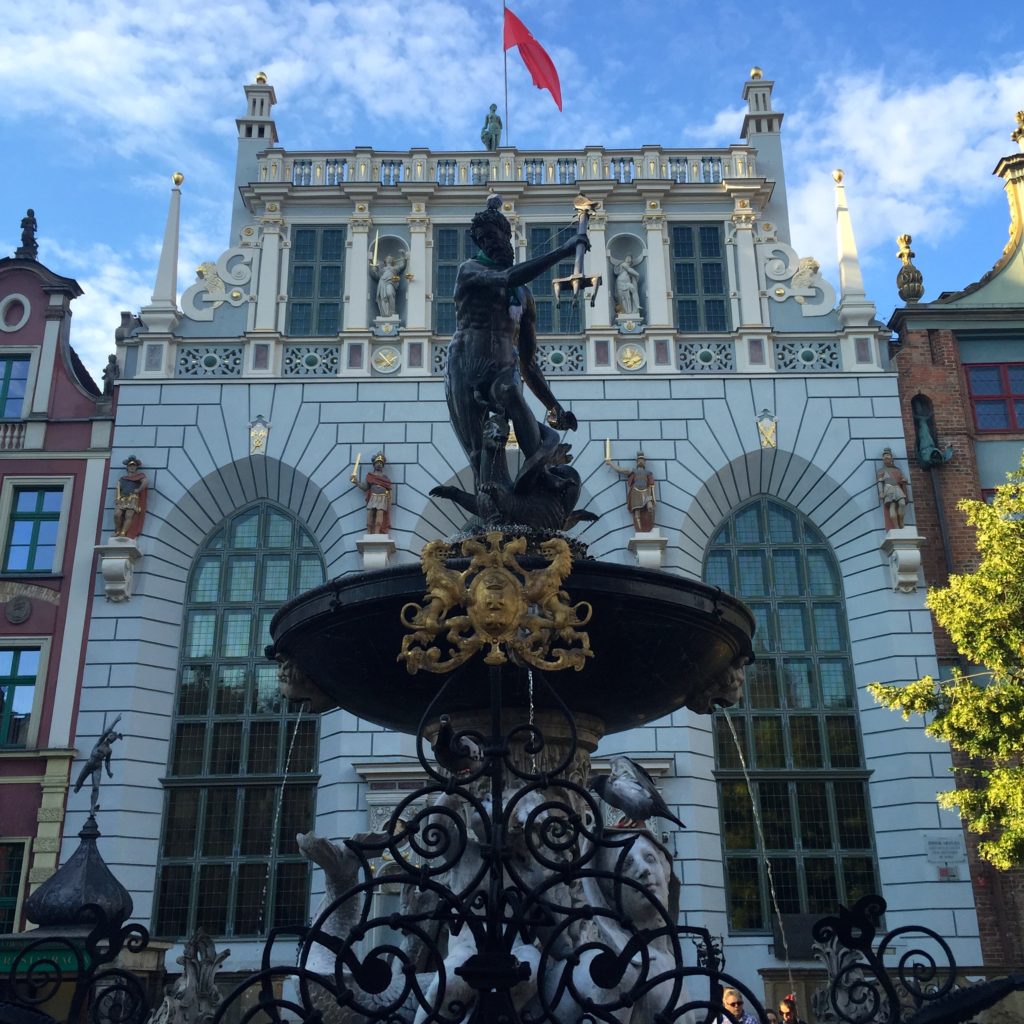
[587,209,611,328]
[406,203,429,330]
[253,208,284,331]
[347,205,372,331]
[642,204,670,327]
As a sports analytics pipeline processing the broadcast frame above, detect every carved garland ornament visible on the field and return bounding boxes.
[399,532,592,674]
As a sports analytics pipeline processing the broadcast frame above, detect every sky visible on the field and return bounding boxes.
[1,0,1022,381]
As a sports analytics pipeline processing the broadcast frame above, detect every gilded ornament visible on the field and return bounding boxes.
[398,533,592,674]
[172,172,184,186]
[895,233,924,303]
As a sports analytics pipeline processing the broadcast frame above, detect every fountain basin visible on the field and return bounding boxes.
[269,558,754,736]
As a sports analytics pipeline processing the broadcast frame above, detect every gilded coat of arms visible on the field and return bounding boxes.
[399,533,592,673]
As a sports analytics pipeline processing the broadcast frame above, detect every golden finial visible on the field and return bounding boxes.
[1013,110,1024,147]
[750,67,763,80]
[172,172,184,187]
[832,169,844,183]
[255,71,268,84]
[896,233,924,303]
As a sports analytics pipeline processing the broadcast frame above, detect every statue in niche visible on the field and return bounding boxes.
[876,448,908,531]
[429,195,595,531]
[480,103,502,151]
[101,354,120,396]
[609,251,644,315]
[16,209,38,259]
[113,456,148,539]
[369,250,408,318]
[352,451,393,534]
[605,450,657,532]
[73,715,123,816]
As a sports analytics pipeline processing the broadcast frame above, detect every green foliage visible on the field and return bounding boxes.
[868,453,1024,869]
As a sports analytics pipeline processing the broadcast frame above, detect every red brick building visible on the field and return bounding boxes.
[0,215,113,931]
[889,114,1024,966]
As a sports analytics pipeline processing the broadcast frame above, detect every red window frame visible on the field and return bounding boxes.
[965,362,1024,432]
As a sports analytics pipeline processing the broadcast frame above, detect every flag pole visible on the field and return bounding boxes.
[503,1,510,146]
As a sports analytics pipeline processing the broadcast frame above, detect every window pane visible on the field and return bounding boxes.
[967,366,1002,395]
[263,557,291,601]
[196,865,230,934]
[163,790,199,857]
[767,505,796,543]
[734,506,762,543]
[240,786,275,855]
[275,862,310,928]
[292,229,316,261]
[820,661,853,708]
[278,786,315,853]
[232,510,259,548]
[777,605,808,650]
[813,605,844,651]
[767,857,801,913]
[783,660,814,707]
[228,558,257,602]
[715,715,745,769]
[806,550,839,595]
[178,666,210,715]
[297,555,325,591]
[726,857,763,930]
[791,717,823,768]
[187,612,216,658]
[1007,365,1024,393]
[210,722,242,774]
[705,550,732,589]
[191,559,221,602]
[835,781,871,847]
[673,227,694,259]
[701,263,724,293]
[676,300,699,331]
[720,780,755,849]
[215,666,247,714]
[749,604,773,654]
[156,866,192,937]
[248,721,279,773]
[675,263,696,294]
[772,549,802,595]
[737,550,767,596]
[253,665,282,714]
[704,300,728,332]
[172,723,205,775]
[805,858,838,914]
[285,719,318,774]
[221,611,252,657]
[759,782,793,848]
[699,225,722,258]
[318,265,341,298]
[796,783,832,849]
[745,661,780,708]
[843,856,877,904]
[827,716,860,768]
[266,511,293,547]
[752,717,785,768]
[203,789,237,856]
[975,400,1010,429]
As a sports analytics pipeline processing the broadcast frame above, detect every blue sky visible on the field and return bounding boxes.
[2,0,1022,379]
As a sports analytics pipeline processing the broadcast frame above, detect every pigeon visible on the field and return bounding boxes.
[591,755,686,830]
[432,714,484,775]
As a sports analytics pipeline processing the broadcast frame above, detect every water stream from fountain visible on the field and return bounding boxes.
[721,708,795,993]
[258,703,305,932]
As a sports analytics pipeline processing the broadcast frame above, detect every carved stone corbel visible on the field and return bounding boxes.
[95,537,142,602]
[880,527,925,593]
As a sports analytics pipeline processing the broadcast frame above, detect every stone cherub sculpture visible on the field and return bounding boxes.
[73,715,123,815]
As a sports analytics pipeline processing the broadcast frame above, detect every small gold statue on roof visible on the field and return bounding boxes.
[896,233,924,304]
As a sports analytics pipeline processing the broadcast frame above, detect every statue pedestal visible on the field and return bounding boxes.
[628,529,667,569]
[880,527,924,593]
[615,313,645,335]
[95,537,142,602]
[357,533,396,570]
[371,315,401,339]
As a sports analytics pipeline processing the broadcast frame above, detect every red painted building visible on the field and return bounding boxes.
[0,220,113,932]
[889,114,1024,966]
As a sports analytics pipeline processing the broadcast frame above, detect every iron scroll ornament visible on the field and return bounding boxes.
[211,664,769,1024]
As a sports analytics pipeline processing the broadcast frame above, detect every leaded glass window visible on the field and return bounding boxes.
[529,226,581,335]
[154,503,325,939]
[286,226,346,337]
[433,226,474,335]
[706,497,877,932]
[671,224,730,333]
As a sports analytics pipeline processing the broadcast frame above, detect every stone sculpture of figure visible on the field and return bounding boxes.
[113,456,148,539]
[102,354,120,396]
[369,251,408,318]
[876,447,908,531]
[606,451,657,532]
[353,452,393,534]
[480,104,502,151]
[73,715,123,815]
[609,252,644,315]
[429,195,589,529]
[149,931,230,1024]
[16,209,38,260]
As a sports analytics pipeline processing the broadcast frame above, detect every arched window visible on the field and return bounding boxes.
[704,497,878,932]
[154,503,326,938]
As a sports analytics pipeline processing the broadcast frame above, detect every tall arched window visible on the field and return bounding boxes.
[154,503,326,938]
[704,497,878,932]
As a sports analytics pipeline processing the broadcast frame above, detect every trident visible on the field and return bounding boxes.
[553,193,602,308]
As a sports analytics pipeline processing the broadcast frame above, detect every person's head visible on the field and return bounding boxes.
[471,196,514,267]
[766,1012,779,1024]
[779,996,798,1022]
[721,989,745,1019]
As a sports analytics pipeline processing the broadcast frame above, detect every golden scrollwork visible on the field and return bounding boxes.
[398,532,592,674]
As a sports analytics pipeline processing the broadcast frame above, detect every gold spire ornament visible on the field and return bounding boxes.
[896,233,925,303]
[399,533,592,673]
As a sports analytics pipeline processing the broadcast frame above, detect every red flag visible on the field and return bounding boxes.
[503,7,562,111]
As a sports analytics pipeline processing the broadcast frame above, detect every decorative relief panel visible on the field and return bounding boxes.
[431,342,450,376]
[772,339,840,372]
[677,341,735,373]
[181,248,253,322]
[283,345,340,376]
[176,346,244,377]
[537,342,585,376]
[760,242,836,317]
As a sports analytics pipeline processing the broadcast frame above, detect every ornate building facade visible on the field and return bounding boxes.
[61,70,984,998]
[888,112,1024,968]
[0,228,113,933]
